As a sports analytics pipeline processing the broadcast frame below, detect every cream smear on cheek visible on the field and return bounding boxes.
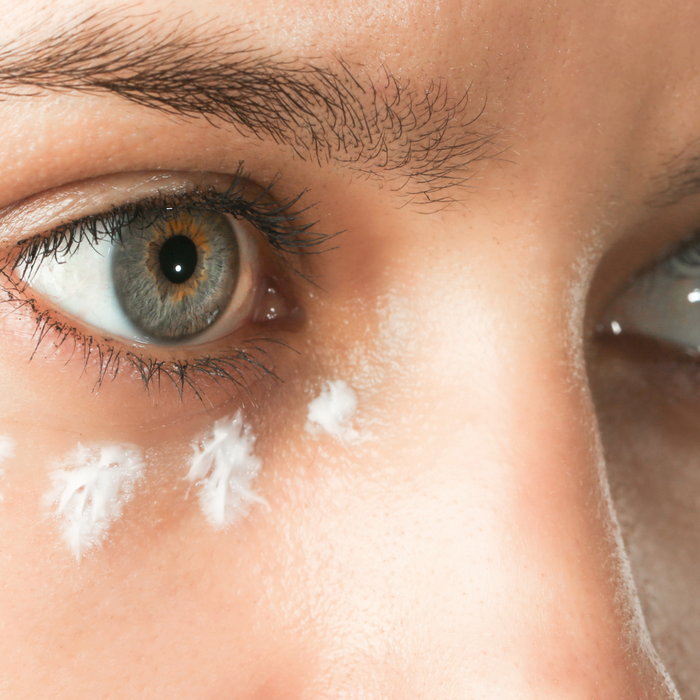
[305,379,366,443]
[44,444,145,561]
[0,435,15,501]
[186,412,265,528]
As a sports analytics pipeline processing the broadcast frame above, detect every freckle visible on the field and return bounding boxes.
[44,443,145,561]
[186,412,266,529]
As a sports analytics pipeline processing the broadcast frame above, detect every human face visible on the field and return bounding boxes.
[0,0,699,697]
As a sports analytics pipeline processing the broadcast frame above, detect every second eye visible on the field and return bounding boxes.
[20,207,261,346]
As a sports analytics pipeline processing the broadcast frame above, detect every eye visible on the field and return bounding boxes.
[0,169,322,396]
[20,207,260,346]
[600,235,700,353]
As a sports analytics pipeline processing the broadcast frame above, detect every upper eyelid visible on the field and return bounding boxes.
[0,171,241,247]
[0,168,329,262]
[628,229,700,282]
[2,171,332,298]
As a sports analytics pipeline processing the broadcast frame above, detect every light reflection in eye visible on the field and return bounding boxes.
[601,239,700,353]
[687,289,700,304]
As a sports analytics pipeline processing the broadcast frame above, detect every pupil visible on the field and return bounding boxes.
[159,235,198,284]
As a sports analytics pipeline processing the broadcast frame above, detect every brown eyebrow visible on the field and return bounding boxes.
[0,11,498,205]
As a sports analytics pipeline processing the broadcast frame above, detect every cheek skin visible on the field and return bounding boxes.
[0,212,679,698]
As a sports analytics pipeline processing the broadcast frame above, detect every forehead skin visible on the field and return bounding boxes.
[0,0,699,699]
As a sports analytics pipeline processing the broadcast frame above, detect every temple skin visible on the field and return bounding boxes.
[0,0,699,698]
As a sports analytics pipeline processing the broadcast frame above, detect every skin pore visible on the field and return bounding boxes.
[0,0,699,697]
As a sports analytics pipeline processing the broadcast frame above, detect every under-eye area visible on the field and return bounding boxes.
[0,168,327,401]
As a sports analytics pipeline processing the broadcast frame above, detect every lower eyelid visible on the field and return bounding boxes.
[0,257,300,408]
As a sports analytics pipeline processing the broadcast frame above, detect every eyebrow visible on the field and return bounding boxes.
[649,139,700,207]
[0,13,498,204]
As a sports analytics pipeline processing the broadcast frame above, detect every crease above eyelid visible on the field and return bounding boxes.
[0,171,234,247]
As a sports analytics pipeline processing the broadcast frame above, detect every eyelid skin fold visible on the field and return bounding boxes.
[1,166,327,260]
[0,172,212,246]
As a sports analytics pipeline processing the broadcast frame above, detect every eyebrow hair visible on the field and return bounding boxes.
[650,141,700,207]
[0,13,498,205]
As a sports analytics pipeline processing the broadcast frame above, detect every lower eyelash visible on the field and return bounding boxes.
[124,339,288,401]
[0,277,289,401]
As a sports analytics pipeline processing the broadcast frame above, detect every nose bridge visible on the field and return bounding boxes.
[505,361,672,695]
[384,239,680,697]
[495,310,678,697]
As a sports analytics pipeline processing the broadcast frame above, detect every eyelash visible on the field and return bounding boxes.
[0,166,327,401]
